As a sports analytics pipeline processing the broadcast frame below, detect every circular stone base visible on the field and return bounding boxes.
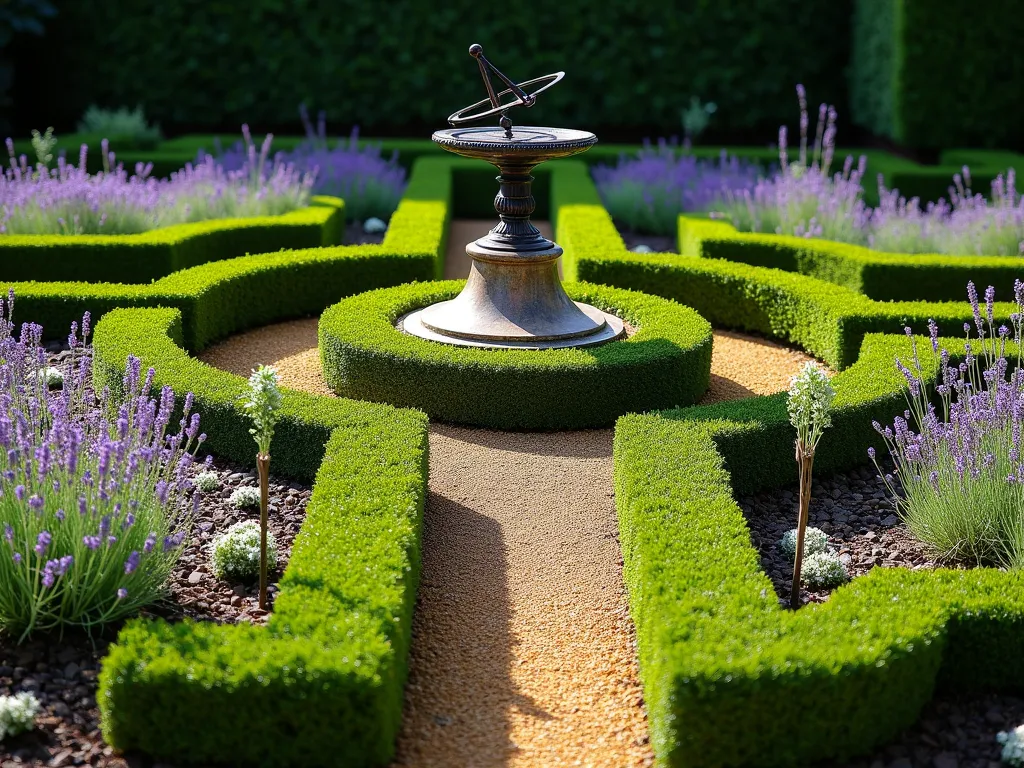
[318,281,713,430]
[400,301,625,350]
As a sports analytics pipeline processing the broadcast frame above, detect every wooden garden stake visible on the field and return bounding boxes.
[257,452,271,610]
[790,444,815,609]
[240,365,281,614]
[786,363,834,610]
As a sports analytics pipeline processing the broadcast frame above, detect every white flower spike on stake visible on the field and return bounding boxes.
[786,362,835,608]
[239,365,281,610]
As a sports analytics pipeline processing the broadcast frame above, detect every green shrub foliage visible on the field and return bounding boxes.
[21,1,851,140]
[318,281,713,430]
[849,0,1024,149]
[615,333,1024,766]
[93,307,429,767]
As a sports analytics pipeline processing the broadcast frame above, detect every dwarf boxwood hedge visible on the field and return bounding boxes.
[616,332,1024,766]
[676,215,1024,303]
[3,157,449,348]
[0,196,345,283]
[319,280,712,429]
[554,193,1015,369]
[92,306,429,767]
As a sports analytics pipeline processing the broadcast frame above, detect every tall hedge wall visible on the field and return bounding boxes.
[849,0,1024,150]
[15,0,851,141]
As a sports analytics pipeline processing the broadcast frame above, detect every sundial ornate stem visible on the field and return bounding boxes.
[401,44,624,349]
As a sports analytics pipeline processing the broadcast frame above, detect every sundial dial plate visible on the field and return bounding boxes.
[433,126,596,151]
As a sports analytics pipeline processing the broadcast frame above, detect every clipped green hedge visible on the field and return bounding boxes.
[0,196,345,284]
[615,332,1024,766]
[676,215,1024,303]
[92,306,429,767]
[554,194,1015,369]
[2,156,451,349]
[319,280,712,429]
[849,0,1024,150]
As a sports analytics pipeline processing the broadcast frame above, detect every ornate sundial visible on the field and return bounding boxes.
[400,44,624,350]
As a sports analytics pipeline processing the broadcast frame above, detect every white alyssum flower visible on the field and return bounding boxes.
[801,551,848,589]
[787,362,835,453]
[194,471,220,493]
[363,216,387,234]
[210,520,278,581]
[37,366,63,388]
[630,244,654,254]
[0,691,40,741]
[240,365,281,457]
[779,527,829,559]
[999,724,1024,766]
[229,486,261,510]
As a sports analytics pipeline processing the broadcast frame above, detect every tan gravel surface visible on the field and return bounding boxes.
[197,278,822,766]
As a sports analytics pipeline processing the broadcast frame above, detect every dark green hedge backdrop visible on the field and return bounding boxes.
[850,0,1024,150]
[6,0,1023,150]
[10,0,853,143]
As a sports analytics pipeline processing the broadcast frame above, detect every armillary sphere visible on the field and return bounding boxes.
[447,43,565,139]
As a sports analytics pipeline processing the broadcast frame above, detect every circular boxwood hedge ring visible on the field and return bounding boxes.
[318,280,713,430]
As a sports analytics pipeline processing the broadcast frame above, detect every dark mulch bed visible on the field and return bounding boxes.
[343,221,386,246]
[616,226,677,254]
[739,463,936,607]
[741,464,1021,768]
[0,457,310,767]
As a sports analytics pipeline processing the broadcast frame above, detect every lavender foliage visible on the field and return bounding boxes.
[0,128,315,236]
[0,292,207,639]
[714,86,1024,256]
[593,139,760,236]
[215,106,407,224]
[870,282,1024,567]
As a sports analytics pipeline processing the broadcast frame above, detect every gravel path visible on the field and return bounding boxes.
[195,307,819,766]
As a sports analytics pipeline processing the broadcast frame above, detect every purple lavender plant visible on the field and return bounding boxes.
[713,85,872,244]
[214,106,407,223]
[592,139,760,236]
[713,85,1024,256]
[0,291,208,639]
[870,281,1024,566]
[0,130,315,236]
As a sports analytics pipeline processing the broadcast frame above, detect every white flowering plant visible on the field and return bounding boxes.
[229,486,261,510]
[1000,725,1024,766]
[194,471,220,493]
[787,362,835,455]
[210,520,278,581]
[37,366,63,388]
[0,692,40,741]
[240,365,281,457]
[779,527,829,559]
[802,551,848,589]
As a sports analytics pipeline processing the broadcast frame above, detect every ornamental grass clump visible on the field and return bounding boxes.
[592,140,759,236]
[870,282,1024,568]
[1,125,314,235]
[787,361,835,607]
[0,292,207,639]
